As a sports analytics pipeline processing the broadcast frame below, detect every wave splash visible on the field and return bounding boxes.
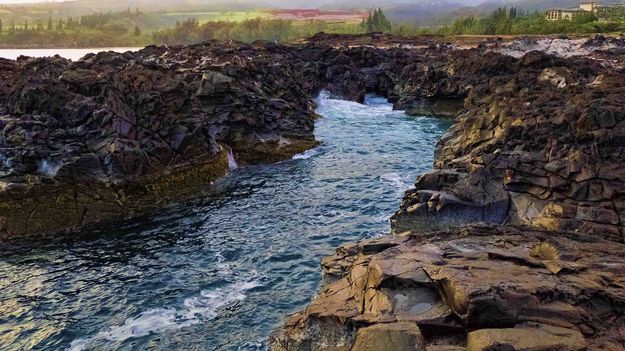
[292,148,319,160]
[68,278,259,351]
[380,172,411,191]
[227,148,239,170]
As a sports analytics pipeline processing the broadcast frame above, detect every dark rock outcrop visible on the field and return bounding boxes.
[392,50,625,240]
[0,42,324,237]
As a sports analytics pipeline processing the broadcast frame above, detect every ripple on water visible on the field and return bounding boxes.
[0,94,451,350]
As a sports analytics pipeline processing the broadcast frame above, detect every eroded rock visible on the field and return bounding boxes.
[271,224,625,350]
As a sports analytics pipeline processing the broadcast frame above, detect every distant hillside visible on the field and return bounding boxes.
[385,0,625,27]
[384,2,469,26]
[482,0,624,11]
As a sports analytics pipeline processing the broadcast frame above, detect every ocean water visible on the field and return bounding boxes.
[0,93,450,350]
[0,48,143,61]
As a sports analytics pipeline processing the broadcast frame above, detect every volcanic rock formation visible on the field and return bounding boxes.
[2,33,625,350]
[270,34,625,350]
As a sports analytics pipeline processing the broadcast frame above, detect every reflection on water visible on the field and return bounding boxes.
[0,94,451,350]
[0,47,143,61]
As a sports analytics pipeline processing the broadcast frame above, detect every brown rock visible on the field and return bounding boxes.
[466,324,586,351]
[352,322,426,351]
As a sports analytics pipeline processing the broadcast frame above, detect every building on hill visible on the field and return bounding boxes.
[545,7,586,20]
[580,1,598,11]
[546,1,625,20]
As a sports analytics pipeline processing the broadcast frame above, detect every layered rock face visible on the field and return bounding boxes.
[271,224,625,350]
[271,35,625,350]
[392,49,625,240]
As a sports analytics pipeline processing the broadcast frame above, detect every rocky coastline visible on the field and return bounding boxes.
[268,34,625,350]
[2,33,625,350]
[0,33,524,238]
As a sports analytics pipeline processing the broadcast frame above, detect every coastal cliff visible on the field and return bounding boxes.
[270,35,625,350]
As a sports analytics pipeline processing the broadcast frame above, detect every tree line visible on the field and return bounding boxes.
[151,9,394,45]
[440,6,623,35]
[0,9,141,34]
[5,5,622,49]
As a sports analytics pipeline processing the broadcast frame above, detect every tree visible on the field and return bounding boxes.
[57,18,63,30]
[134,25,141,36]
[362,8,392,33]
[48,17,53,31]
[24,20,28,31]
[0,18,3,33]
[37,20,43,31]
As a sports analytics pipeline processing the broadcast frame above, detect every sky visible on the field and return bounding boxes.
[0,0,486,4]
[0,0,64,3]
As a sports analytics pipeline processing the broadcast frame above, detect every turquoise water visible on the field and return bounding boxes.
[0,94,450,350]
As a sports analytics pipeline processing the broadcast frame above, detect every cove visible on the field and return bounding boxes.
[0,94,450,350]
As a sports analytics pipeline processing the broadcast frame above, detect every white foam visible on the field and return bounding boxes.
[227,148,238,171]
[0,153,10,170]
[37,159,63,177]
[292,148,319,160]
[68,279,259,351]
[316,89,331,102]
[380,172,410,191]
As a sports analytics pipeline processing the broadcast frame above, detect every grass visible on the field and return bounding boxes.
[162,11,270,21]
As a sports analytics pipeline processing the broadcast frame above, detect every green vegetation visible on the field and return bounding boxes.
[361,8,392,33]
[0,7,393,48]
[2,3,624,49]
[0,8,152,47]
[440,7,624,35]
[151,17,364,44]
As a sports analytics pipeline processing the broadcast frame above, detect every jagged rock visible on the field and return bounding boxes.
[272,34,625,351]
[393,48,625,240]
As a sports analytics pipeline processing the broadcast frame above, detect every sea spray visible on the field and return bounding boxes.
[292,148,319,160]
[227,148,238,171]
[37,159,63,177]
[0,153,10,170]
